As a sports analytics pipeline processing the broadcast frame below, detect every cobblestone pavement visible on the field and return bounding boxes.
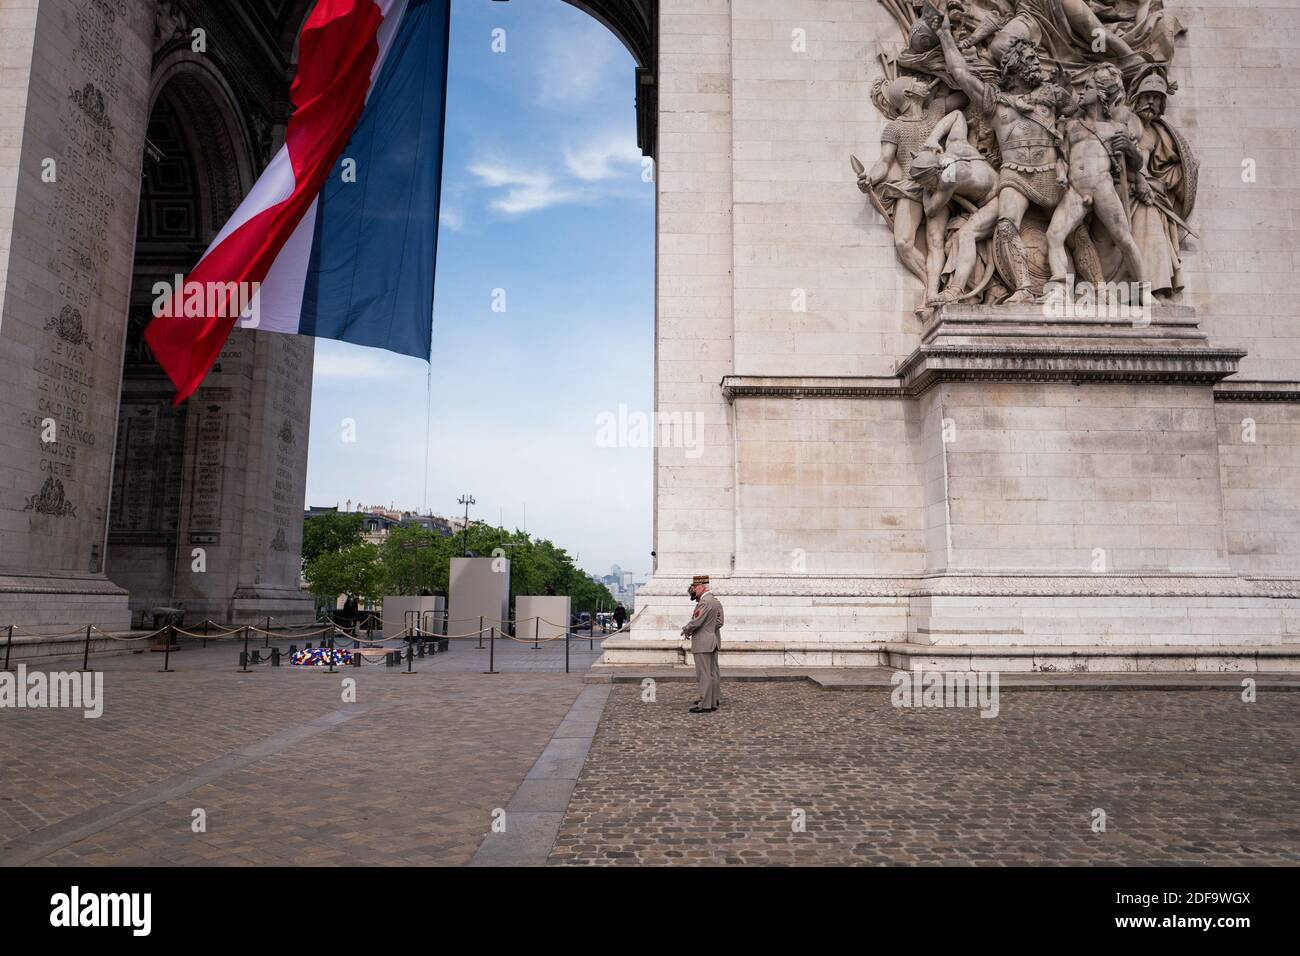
[549,681,1300,866]
[0,635,598,866]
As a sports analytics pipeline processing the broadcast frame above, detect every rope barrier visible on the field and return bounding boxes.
[91,625,167,642]
[3,602,639,671]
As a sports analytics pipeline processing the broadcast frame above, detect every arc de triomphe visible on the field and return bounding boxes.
[2,1,1298,672]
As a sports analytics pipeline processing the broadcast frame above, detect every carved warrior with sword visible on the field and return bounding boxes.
[934,12,1076,302]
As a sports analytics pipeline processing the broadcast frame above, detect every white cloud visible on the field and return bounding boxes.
[563,130,642,182]
[536,22,619,106]
[468,160,583,215]
[439,206,464,231]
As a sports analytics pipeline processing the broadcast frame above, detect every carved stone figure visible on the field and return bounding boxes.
[856,0,1197,313]
[1045,62,1150,300]
[1128,67,1197,299]
[912,110,1000,306]
[937,19,1073,302]
[857,75,967,283]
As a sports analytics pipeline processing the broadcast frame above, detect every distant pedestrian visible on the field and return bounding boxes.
[613,604,627,630]
[681,575,723,713]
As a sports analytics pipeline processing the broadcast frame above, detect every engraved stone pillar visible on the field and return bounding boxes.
[166,329,315,625]
[0,0,154,632]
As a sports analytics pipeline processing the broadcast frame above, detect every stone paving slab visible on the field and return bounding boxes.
[550,681,1300,866]
[588,664,1300,690]
[471,684,612,867]
[1,637,596,866]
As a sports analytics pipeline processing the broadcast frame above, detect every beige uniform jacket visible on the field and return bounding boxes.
[682,591,724,654]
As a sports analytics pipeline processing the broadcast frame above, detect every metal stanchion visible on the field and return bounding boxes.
[485,626,497,674]
[3,623,13,672]
[159,625,174,673]
[240,626,251,672]
[265,615,271,648]
[202,619,209,649]
[271,647,281,667]
[327,632,336,674]
[405,642,414,674]
[81,623,92,671]
[477,615,484,650]
[565,627,570,674]
[533,617,539,650]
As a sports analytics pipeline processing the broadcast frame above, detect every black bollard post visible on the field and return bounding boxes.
[241,626,251,672]
[265,615,271,649]
[4,623,13,672]
[565,627,570,674]
[351,648,361,667]
[202,618,209,649]
[406,642,414,673]
[81,623,92,672]
[533,617,539,651]
[271,647,281,667]
[477,615,484,650]
[160,625,174,673]
[485,626,497,674]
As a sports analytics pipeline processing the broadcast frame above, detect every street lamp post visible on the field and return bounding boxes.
[458,493,476,557]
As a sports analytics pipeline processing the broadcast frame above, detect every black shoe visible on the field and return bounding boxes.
[689,706,717,713]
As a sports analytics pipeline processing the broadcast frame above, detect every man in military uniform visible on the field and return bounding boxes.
[682,574,723,714]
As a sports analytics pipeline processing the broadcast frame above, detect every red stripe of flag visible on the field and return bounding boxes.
[144,0,384,403]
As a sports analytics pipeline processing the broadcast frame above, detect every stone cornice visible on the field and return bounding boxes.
[1213,380,1300,403]
[897,343,1246,394]
[721,376,908,400]
[638,573,1300,599]
[723,344,1246,402]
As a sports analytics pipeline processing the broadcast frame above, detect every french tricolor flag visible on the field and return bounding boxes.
[145,0,451,403]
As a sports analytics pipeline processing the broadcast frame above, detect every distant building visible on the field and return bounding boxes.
[304,504,459,546]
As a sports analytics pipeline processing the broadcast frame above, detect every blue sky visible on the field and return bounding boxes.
[305,0,654,579]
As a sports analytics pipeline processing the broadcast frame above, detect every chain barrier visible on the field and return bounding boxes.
[3,604,637,674]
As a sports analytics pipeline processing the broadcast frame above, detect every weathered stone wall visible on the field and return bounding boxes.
[622,0,1300,669]
[0,0,155,630]
[734,394,925,573]
[730,0,913,377]
[1216,399,1300,575]
[932,382,1229,574]
[654,0,736,574]
[1177,2,1300,382]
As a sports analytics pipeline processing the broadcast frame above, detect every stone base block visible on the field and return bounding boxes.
[605,573,1300,672]
[0,573,131,635]
[229,585,317,626]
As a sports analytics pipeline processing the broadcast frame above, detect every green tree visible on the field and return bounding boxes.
[303,541,384,606]
[380,525,454,595]
[302,511,364,563]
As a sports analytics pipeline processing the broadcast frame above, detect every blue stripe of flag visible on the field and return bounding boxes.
[299,0,450,360]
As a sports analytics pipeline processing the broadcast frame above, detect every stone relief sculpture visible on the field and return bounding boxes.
[857,0,1197,313]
